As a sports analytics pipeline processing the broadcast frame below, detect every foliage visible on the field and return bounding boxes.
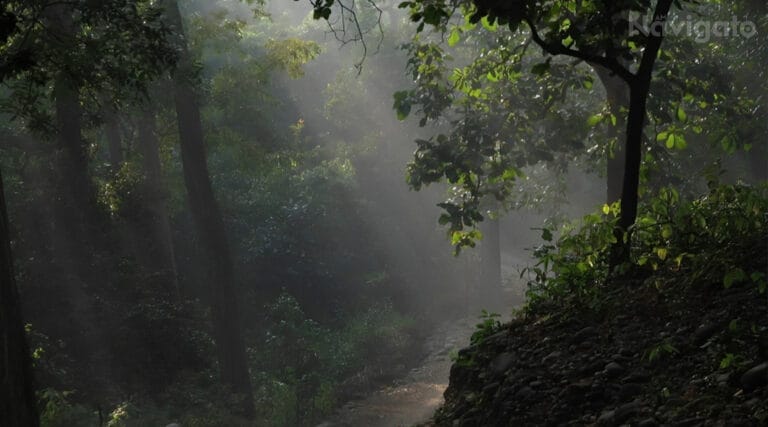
[523,203,618,310]
[38,389,94,427]
[633,184,768,292]
[524,184,768,312]
[644,340,679,363]
[388,0,767,253]
[250,293,416,426]
[469,309,502,346]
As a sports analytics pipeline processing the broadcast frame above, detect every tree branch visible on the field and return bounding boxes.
[523,17,636,84]
[636,0,674,82]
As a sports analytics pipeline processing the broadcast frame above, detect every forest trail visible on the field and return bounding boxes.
[316,318,478,427]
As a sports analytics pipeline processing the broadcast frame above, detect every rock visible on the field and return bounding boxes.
[604,362,625,379]
[574,326,598,341]
[597,409,616,425]
[637,418,658,427]
[740,362,768,391]
[622,372,650,383]
[692,323,721,345]
[542,351,562,365]
[483,330,508,344]
[715,372,730,385]
[457,345,477,358]
[674,417,706,427]
[618,383,643,400]
[489,352,516,376]
[559,380,592,403]
[613,400,645,423]
[515,386,535,400]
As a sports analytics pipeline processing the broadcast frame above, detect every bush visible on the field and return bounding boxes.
[523,183,768,312]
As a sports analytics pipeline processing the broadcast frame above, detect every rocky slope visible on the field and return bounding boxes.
[422,275,768,426]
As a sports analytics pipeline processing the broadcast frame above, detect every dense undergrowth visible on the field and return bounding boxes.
[524,183,768,314]
[32,295,418,427]
[431,183,768,426]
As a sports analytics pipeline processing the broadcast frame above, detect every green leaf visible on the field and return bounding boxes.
[587,114,602,127]
[665,133,676,149]
[480,16,498,32]
[447,28,460,47]
[723,268,746,288]
[393,91,412,120]
[674,134,687,150]
[676,106,687,122]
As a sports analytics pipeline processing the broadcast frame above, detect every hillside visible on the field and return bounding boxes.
[423,185,768,426]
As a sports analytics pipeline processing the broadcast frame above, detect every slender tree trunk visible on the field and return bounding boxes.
[136,110,180,297]
[164,0,254,416]
[0,169,40,427]
[103,107,124,169]
[594,68,629,205]
[611,78,652,265]
[610,0,673,266]
[49,7,105,266]
[479,217,502,302]
[618,81,650,233]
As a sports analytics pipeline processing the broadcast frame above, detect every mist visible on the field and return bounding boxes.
[1,1,765,426]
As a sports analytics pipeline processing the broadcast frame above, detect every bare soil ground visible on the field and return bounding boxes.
[316,318,477,427]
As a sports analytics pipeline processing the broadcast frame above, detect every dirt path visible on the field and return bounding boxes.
[316,319,477,427]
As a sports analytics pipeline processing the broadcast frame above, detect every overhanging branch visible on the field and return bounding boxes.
[523,17,636,84]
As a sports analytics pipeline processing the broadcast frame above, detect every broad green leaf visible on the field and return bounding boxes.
[723,268,746,288]
[587,114,602,126]
[665,133,676,149]
[481,16,498,31]
[674,134,687,150]
[447,28,460,47]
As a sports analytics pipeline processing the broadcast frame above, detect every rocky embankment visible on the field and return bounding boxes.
[424,278,768,426]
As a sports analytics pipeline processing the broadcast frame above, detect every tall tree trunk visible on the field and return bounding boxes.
[136,110,180,298]
[0,169,40,427]
[103,106,124,170]
[611,0,673,266]
[479,216,502,304]
[618,81,651,234]
[49,6,105,269]
[594,67,629,205]
[164,0,254,416]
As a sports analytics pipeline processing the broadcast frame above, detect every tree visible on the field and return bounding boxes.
[0,8,39,426]
[162,0,254,416]
[0,0,178,414]
[135,108,181,297]
[0,171,39,427]
[393,0,681,264]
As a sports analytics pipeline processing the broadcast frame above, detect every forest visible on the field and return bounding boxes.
[0,1,765,426]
